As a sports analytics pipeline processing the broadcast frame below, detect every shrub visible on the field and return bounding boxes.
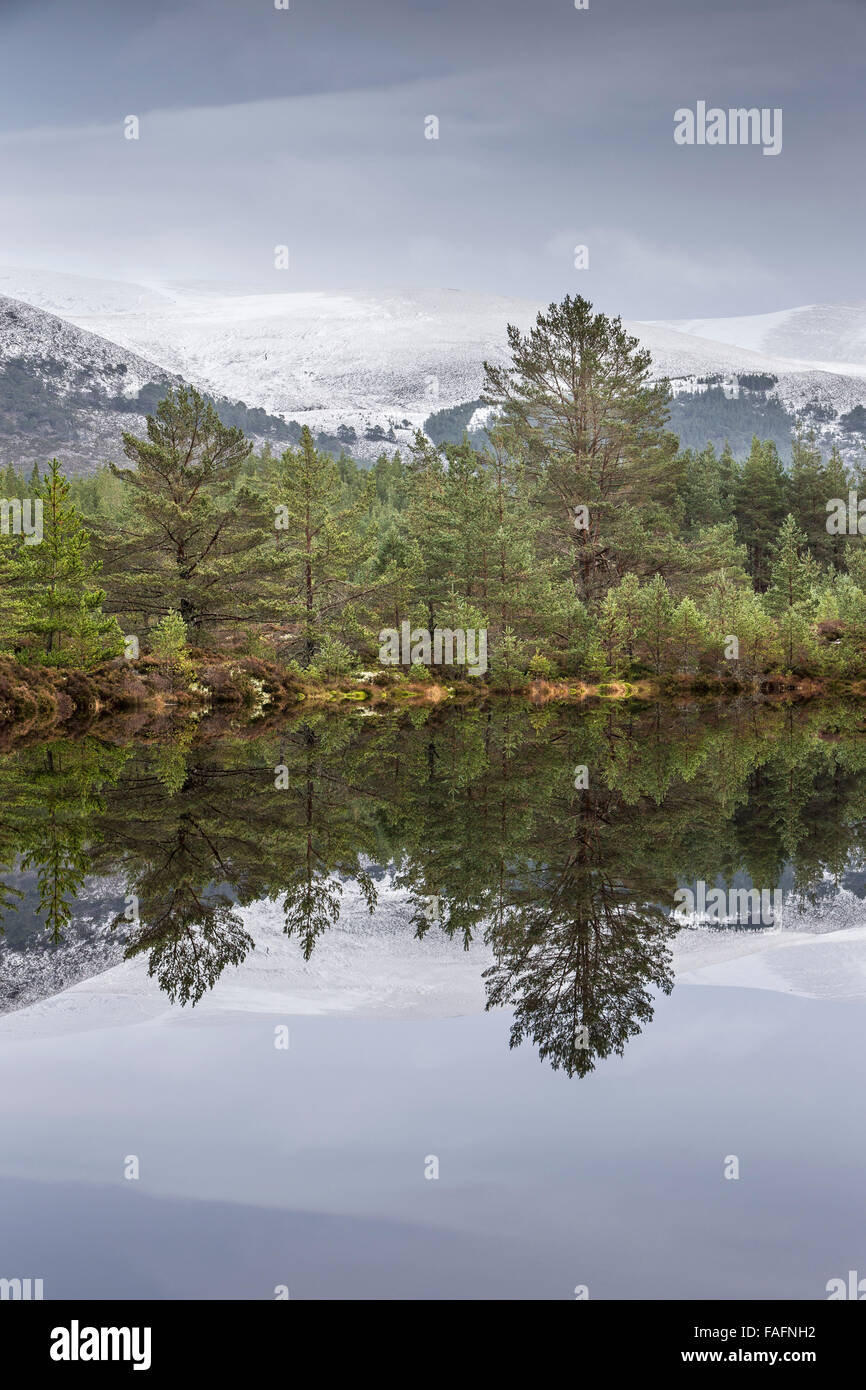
[314,635,356,680]
[527,651,557,680]
[150,610,193,689]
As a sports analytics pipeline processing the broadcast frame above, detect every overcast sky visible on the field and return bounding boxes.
[0,0,862,318]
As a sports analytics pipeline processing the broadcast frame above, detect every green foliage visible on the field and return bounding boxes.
[102,385,281,635]
[150,610,193,688]
[734,437,789,590]
[527,651,557,679]
[3,459,123,667]
[313,635,356,680]
[268,426,373,667]
[483,294,682,604]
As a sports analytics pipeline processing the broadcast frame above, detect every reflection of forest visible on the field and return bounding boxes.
[2,700,866,1074]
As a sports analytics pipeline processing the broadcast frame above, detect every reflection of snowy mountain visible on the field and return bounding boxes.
[0,873,128,1017]
[3,873,866,1042]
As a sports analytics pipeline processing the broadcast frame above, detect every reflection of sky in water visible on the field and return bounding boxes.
[1,986,864,1300]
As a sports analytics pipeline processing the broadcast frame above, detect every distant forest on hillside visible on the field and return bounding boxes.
[423,378,866,465]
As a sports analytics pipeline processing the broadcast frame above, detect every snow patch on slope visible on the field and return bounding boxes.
[655,302,866,371]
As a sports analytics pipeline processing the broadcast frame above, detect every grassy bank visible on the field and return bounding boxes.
[0,652,857,742]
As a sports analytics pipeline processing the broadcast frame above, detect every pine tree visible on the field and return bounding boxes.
[789,427,830,564]
[103,386,278,636]
[636,574,676,676]
[604,572,643,669]
[765,514,814,614]
[401,430,460,630]
[734,437,789,589]
[717,442,739,516]
[487,437,553,662]
[764,514,816,669]
[12,459,122,667]
[734,589,777,677]
[678,443,732,532]
[482,294,681,602]
[268,426,372,667]
[596,586,630,675]
[824,445,853,572]
[671,596,709,674]
[150,609,193,688]
[0,530,26,653]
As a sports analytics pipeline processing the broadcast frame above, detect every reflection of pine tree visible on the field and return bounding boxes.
[485,892,674,1079]
[270,720,378,956]
[281,868,343,961]
[124,892,252,1006]
[0,739,128,942]
[483,782,677,1077]
[99,752,270,1003]
[93,719,385,993]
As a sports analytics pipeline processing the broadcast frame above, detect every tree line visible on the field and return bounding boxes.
[2,293,866,686]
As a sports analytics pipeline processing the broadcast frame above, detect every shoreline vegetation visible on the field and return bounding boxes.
[3,293,866,723]
[0,650,844,746]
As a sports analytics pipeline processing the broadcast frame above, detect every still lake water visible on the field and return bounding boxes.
[1,700,864,1299]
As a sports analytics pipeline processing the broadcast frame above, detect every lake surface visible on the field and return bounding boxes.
[1,700,865,1299]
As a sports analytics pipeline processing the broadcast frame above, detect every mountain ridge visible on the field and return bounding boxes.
[2,267,866,470]
[0,291,307,473]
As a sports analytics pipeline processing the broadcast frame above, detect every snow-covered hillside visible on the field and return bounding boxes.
[0,290,301,473]
[0,274,545,451]
[0,293,172,399]
[3,266,866,465]
[656,302,866,370]
[0,293,177,471]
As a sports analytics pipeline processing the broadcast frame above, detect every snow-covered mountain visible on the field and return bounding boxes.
[655,302,866,371]
[0,293,177,472]
[2,266,866,468]
[0,290,303,473]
